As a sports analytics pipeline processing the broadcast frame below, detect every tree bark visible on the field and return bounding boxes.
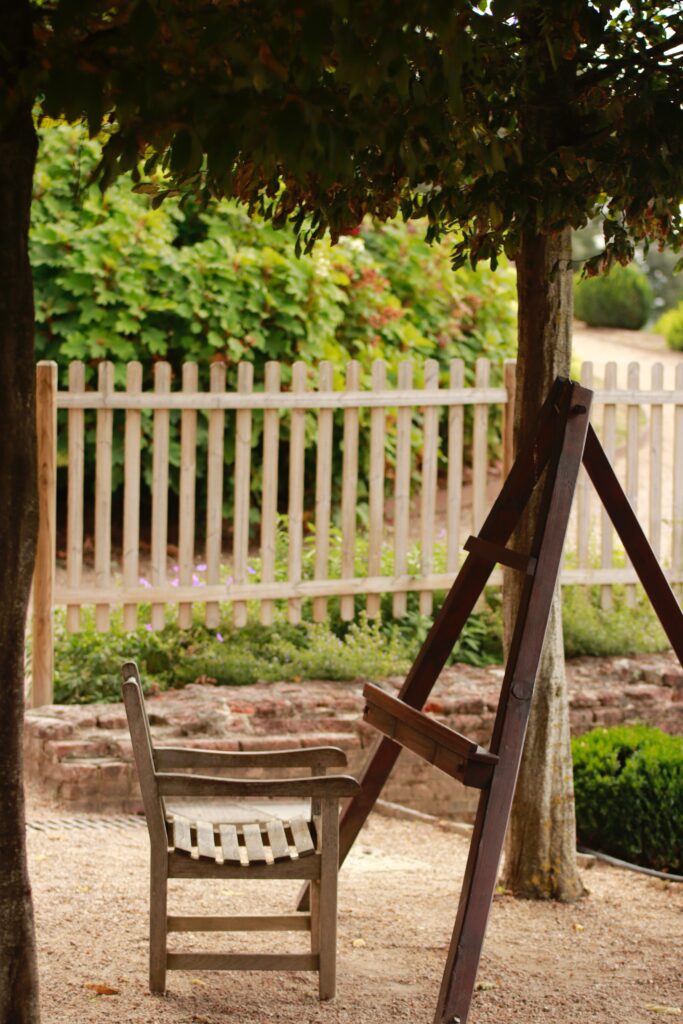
[0,4,41,1017]
[502,225,585,902]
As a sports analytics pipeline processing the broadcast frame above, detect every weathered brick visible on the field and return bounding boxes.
[24,717,74,741]
[240,736,302,752]
[49,760,100,784]
[96,709,129,730]
[624,684,666,702]
[592,708,624,726]
[570,691,595,709]
[662,671,683,690]
[301,733,360,750]
[453,697,486,715]
[44,739,110,761]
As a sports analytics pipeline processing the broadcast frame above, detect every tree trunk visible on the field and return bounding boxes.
[0,11,41,1016]
[501,225,585,902]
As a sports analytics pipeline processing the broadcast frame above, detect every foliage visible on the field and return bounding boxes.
[562,587,668,658]
[655,303,683,351]
[572,725,683,872]
[574,264,654,330]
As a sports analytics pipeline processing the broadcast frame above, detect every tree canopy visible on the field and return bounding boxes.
[22,2,683,268]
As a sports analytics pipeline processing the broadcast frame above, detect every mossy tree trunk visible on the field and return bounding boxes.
[0,2,41,1020]
[502,226,585,902]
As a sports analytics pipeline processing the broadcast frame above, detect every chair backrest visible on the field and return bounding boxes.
[121,661,167,848]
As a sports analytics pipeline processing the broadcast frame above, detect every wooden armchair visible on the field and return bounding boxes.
[121,661,360,999]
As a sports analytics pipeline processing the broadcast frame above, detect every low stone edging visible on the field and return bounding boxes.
[24,652,683,820]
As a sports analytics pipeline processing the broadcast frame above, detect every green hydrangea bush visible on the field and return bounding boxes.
[572,725,683,873]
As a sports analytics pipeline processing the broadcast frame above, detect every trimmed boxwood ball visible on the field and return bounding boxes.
[572,725,683,873]
[656,303,683,351]
[574,263,653,330]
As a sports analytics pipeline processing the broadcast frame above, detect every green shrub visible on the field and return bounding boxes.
[572,725,683,872]
[574,263,653,330]
[656,303,683,351]
[562,587,668,658]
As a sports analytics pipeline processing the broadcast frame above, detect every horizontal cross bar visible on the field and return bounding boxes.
[463,536,536,575]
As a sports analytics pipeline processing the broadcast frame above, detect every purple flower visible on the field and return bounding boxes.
[192,573,201,585]
[225,575,233,588]
[145,623,153,631]
[247,565,257,575]
[196,562,207,571]
[438,527,446,540]
[170,578,179,587]
[172,564,179,573]
[216,632,224,643]
[139,577,151,588]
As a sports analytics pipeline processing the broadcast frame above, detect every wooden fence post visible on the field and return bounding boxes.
[33,360,57,707]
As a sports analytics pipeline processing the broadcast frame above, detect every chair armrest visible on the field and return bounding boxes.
[156,772,360,799]
[154,746,348,772]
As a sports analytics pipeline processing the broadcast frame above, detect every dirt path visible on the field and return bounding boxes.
[28,810,682,1024]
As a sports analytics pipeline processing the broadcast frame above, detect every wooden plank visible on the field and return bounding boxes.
[166,952,318,972]
[367,360,387,618]
[393,361,413,617]
[242,822,268,863]
[288,362,307,624]
[420,359,440,617]
[649,362,664,561]
[178,363,198,629]
[340,361,360,621]
[156,745,346,770]
[151,362,171,631]
[472,357,490,535]
[463,536,536,575]
[673,363,683,598]
[66,361,85,632]
[94,361,114,632]
[584,423,683,666]
[266,819,291,861]
[290,817,315,857]
[168,914,310,932]
[576,361,594,575]
[600,361,618,610]
[260,361,280,626]
[122,362,143,631]
[205,362,226,629]
[169,850,321,880]
[172,815,193,856]
[625,361,640,607]
[313,361,334,623]
[233,361,253,628]
[57,386,509,412]
[196,820,217,861]
[447,359,465,573]
[502,358,516,480]
[219,823,241,864]
[33,361,58,706]
[318,798,339,999]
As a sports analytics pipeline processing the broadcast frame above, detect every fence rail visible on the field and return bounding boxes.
[31,356,683,706]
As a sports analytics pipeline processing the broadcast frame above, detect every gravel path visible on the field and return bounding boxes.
[28,811,682,1024]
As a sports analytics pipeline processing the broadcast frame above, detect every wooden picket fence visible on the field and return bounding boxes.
[31,356,683,706]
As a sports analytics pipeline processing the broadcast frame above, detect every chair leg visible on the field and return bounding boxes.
[310,880,320,957]
[149,851,167,994]
[317,800,339,1000]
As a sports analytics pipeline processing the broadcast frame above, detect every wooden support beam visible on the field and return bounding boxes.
[463,535,536,575]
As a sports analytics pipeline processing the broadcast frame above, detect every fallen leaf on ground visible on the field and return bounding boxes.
[191,978,207,986]
[573,923,585,933]
[475,980,497,991]
[352,938,366,947]
[645,1007,681,1016]
[83,983,119,996]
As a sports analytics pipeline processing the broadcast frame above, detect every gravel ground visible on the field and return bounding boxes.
[27,810,682,1024]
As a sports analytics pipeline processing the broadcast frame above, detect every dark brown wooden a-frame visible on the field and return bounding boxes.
[310,377,683,1024]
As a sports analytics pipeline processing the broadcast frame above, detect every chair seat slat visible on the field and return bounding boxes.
[243,822,268,864]
[172,815,193,855]
[219,823,241,863]
[266,819,291,861]
[196,820,218,861]
[290,816,315,857]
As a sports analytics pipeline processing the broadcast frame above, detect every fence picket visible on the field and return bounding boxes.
[472,358,489,534]
[178,363,198,629]
[419,360,439,617]
[600,361,618,610]
[313,362,334,623]
[95,361,114,632]
[341,361,360,621]
[66,361,85,632]
[447,359,464,573]
[649,363,664,562]
[288,362,307,624]
[233,362,253,627]
[393,361,413,618]
[151,362,171,630]
[367,360,387,618]
[33,361,57,706]
[576,361,594,574]
[673,364,683,596]
[205,362,226,629]
[625,361,640,607]
[122,361,143,631]
[260,362,281,626]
